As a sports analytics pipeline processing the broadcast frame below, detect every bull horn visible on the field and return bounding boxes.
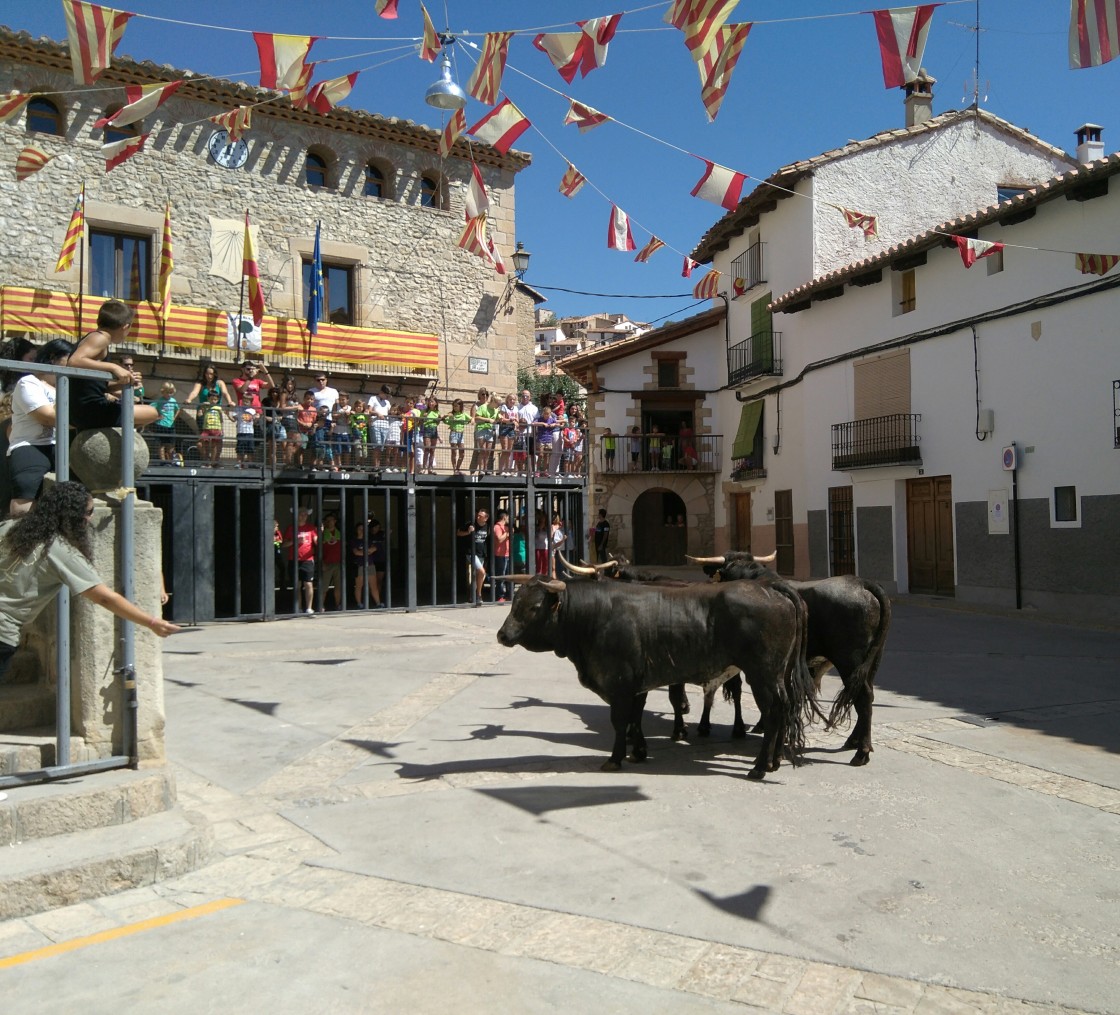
[506,574,535,584]
[686,554,726,565]
[540,579,567,592]
[754,551,777,564]
[557,551,596,577]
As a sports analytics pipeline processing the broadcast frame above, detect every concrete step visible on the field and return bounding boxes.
[0,732,95,776]
[0,683,54,733]
[0,768,176,845]
[0,807,213,919]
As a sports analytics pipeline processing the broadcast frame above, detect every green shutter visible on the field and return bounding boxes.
[732,401,763,459]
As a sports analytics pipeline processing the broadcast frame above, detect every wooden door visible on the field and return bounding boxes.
[906,476,955,595]
[774,489,794,575]
[730,492,751,552]
[828,485,854,576]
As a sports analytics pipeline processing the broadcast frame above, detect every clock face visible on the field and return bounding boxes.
[207,130,249,169]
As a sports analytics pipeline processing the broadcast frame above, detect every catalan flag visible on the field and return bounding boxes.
[16,146,53,181]
[158,199,173,321]
[466,32,514,105]
[420,3,441,62]
[55,184,85,273]
[457,214,504,274]
[1074,252,1120,275]
[698,23,750,121]
[1070,0,1120,67]
[243,211,265,326]
[634,236,665,264]
[558,164,586,198]
[0,91,30,124]
[209,106,252,142]
[666,0,740,63]
[62,1,132,85]
[692,269,721,300]
[440,107,466,157]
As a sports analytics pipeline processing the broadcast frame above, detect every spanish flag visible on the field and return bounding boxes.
[242,211,265,326]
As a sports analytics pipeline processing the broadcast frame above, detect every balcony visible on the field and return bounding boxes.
[832,414,922,470]
[727,330,782,386]
[594,434,723,475]
[731,241,766,292]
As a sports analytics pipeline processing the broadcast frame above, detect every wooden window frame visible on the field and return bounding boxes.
[27,97,63,136]
[302,258,356,327]
[89,228,152,301]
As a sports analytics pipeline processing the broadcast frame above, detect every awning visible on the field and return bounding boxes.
[731,400,763,459]
[0,286,439,371]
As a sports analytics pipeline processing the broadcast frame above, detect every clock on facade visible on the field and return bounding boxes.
[207,129,249,169]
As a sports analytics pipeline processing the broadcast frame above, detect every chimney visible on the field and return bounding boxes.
[1075,123,1104,164]
[904,69,936,128]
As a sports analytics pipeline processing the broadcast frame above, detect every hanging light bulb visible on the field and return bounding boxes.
[425,50,467,111]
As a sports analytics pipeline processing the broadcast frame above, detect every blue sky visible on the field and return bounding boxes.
[3,1,1116,322]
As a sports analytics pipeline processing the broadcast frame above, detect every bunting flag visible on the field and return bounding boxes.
[243,212,266,326]
[16,147,53,181]
[102,132,148,171]
[841,207,879,239]
[563,99,611,133]
[375,0,399,17]
[732,277,747,296]
[953,236,1004,268]
[1074,252,1120,275]
[634,236,665,263]
[691,158,748,210]
[157,199,173,321]
[693,269,721,299]
[420,4,442,62]
[533,15,622,82]
[209,106,252,141]
[465,161,489,220]
[93,81,182,129]
[254,33,316,91]
[1070,0,1120,67]
[300,73,359,114]
[666,0,740,63]
[871,5,939,88]
[457,214,505,274]
[287,62,316,109]
[466,31,514,105]
[682,257,698,278]
[439,107,466,157]
[558,164,586,198]
[62,1,133,85]
[468,98,531,154]
[307,221,324,337]
[0,91,31,124]
[55,185,85,273]
[698,23,750,121]
[607,206,635,251]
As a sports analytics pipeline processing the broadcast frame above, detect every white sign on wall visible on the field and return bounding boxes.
[988,489,1009,535]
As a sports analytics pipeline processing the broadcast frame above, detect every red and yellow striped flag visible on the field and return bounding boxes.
[698,23,750,121]
[55,184,85,273]
[420,3,441,61]
[634,236,666,264]
[439,107,465,157]
[666,0,740,63]
[158,200,173,321]
[62,1,133,85]
[208,106,252,141]
[243,212,265,327]
[16,146,53,181]
[0,91,30,124]
[466,32,514,105]
[1074,252,1120,275]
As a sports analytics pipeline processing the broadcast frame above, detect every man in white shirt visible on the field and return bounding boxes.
[368,384,393,469]
[311,374,339,413]
[516,389,539,474]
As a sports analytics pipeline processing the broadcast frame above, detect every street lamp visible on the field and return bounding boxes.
[424,44,467,111]
[511,241,531,279]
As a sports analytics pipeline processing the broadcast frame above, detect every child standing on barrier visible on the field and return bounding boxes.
[420,395,441,475]
[349,398,369,469]
[444,398,471,475]
[199,389,225,466]
[230,402,259,468]
[332,392,352,470]
[310,404,335,472]
[150,382,179,464]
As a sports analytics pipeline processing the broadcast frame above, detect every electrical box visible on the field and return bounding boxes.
[978,409,994,434]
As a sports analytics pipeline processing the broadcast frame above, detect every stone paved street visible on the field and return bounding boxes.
[2,598,1118,1014]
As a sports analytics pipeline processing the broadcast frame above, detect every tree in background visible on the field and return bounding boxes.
[516,365,583,416]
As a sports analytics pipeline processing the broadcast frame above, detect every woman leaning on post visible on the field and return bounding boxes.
[0,481,180,684]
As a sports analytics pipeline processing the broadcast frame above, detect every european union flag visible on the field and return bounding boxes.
[307,220,324,338]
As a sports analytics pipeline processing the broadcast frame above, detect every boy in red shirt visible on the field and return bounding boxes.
[283,506,318,615]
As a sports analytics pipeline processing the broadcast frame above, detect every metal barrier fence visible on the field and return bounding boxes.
[0,358,139,789]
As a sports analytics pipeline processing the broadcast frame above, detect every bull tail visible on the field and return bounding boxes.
[826,580,892,730]
[771,581,822,762]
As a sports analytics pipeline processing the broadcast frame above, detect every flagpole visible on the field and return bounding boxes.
[77,185,85,341]
[237,209,247,362]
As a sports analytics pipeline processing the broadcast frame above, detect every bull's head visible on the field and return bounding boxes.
[496,575,566,652]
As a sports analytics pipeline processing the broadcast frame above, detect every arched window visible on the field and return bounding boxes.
[305,150,328,188]
[100,108,139,144]
[420,173,446,209]
[27,97,63,136]
[364,163,386,198]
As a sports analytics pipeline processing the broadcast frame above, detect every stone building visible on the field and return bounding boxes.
[0,24,538,402]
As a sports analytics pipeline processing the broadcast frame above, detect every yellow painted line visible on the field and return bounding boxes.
[0,897,245,970]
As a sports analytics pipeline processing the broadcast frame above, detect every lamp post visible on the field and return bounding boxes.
[424,43,467,111]
[512,241,531,279]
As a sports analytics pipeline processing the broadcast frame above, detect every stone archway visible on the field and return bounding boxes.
[633,489,687,566]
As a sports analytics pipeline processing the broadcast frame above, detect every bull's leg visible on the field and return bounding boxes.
[745,680,777,780]
[844,680,875,766]
[627,692,649,763]
[697,686,716,737]
[726,675,747,739]
[668,684,689,741]
[604,696,630,771]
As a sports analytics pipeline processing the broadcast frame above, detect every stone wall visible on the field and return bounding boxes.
[0,34,535,405]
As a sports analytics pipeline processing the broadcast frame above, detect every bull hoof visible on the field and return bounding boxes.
[731,724,747,740]
[850,751,871,766]
[697,724,711,738]
[672,730,689,742]
[627,752,648,764]
[601,760,622,772]
[842,733,860,750]
[746,768,766,781]
[751,721,764,734]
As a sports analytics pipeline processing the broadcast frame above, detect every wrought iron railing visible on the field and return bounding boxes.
[595,434,722,474]
[831,413,922,470]
[731,241,766,292]
[728,330,782,386]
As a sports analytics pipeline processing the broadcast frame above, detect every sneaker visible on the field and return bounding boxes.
[497,596,506,603]
[305,607,314,615]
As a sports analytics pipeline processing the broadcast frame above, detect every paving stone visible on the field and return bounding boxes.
[855,972,927,1008]
[678,941,762,999]
[607,929,710,990]
[786,964,864,1015]
[733,971,798,1010]
[27,901,118,942]
[517,911,636,974]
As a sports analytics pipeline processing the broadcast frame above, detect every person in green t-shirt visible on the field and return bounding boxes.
[0,482,180,682]
[469,388,497,476]
[420,395,442,475]
[349,399,370,469]
[443,398,472,475]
